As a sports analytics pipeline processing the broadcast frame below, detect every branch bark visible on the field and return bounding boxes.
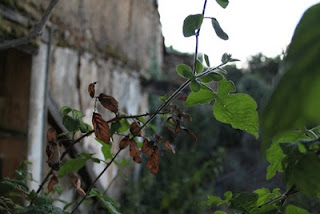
[0,0,59,50]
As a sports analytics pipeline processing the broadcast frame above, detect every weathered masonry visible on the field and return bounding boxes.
[0,0,163,205]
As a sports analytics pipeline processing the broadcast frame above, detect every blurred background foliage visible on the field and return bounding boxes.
[119,53,283,213]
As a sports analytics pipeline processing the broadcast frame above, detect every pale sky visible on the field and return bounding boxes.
[158,0,320,66]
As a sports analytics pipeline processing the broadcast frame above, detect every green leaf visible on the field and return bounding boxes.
[285,205,310,214]
[200,73,223,83]
[0,179,28,194]
[262,4,320,148]
[185,87,217,106]
[200,195,223,206]
[13,204,66,214]
[216,0,229,9]
[186,77,259,137]
[212,18,229,40]
[117,119,130,133]
[90,188,121,214]
[266,130,309,180]
[95,138,113,160]
[183,14,204,37]
[190,80,201,92]
[221,53,232,64]
[33,195,54,206]
[229,58,240,62]
[217,78,236,97]
[283,151,320,197]
[209,72,224,81]
[298,143,307,153]
[195,59,204,74]
[253,188,281,207]
[213,94,259,137]
[214,211,227,214]
[176,64,194,79]
[110,121,121,136]
[223,191,233,204]
[79,119,88,133]
[204,54,210,67]
[62,115,79,132]
[230,192,258,213]
[200,75,212,84]
[58,153,95,178]
[72,109,84,118]
[160,94,169,102]
[217,67,228,74]
[60,106,72,116]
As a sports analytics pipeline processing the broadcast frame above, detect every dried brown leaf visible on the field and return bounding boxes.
[146,147,160,174]
[141,139,153,156]
[92,113,110,144]
[48,175,59,193]
[70,174,86,196]
[155,134,162,142]
[182,127,197,141]
[133,155,142,164]
[130,141,141,163]
[130,121,141,136]
[88,82,96,98]
[179,113,192,123]
[179,96,187,102]
[47,128,57,144]
[98,93,118,113]
[77,187,86,196]
[119,136,131,150]
[163,141,175,154]
[46,143,60,170]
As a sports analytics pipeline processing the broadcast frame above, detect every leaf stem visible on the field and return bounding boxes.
[193,0,208,74]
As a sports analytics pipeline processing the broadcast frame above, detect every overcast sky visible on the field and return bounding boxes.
[158,0,320,66]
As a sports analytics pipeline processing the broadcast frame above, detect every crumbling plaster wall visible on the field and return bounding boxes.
[44,0,163,197]
[0,0,163,201]
[30,0,163,76]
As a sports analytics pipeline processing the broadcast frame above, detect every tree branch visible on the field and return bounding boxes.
[258,185,297,208]
[0,0,59,50]
[193,0,208,73]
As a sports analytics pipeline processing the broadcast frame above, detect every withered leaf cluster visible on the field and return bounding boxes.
[46,128,61,170]
[142,139,160,174]
[48,174,59,193]
[70,174,86,196]
[119,136,141,163]
[166,107,197,141]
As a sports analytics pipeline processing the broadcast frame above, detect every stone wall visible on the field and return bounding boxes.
[0,0,163,206]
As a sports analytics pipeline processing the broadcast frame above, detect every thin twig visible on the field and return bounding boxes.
[32,109,168,199]
[107,111,170,124]
[70,149,121,214]
[258,185,297,208]
[193,0,208,73]
[0,0,60,50]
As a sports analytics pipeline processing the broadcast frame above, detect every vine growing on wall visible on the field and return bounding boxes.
[1,0,320,213]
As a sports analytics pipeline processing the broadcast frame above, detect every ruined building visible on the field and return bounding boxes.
[0,0,164,204]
